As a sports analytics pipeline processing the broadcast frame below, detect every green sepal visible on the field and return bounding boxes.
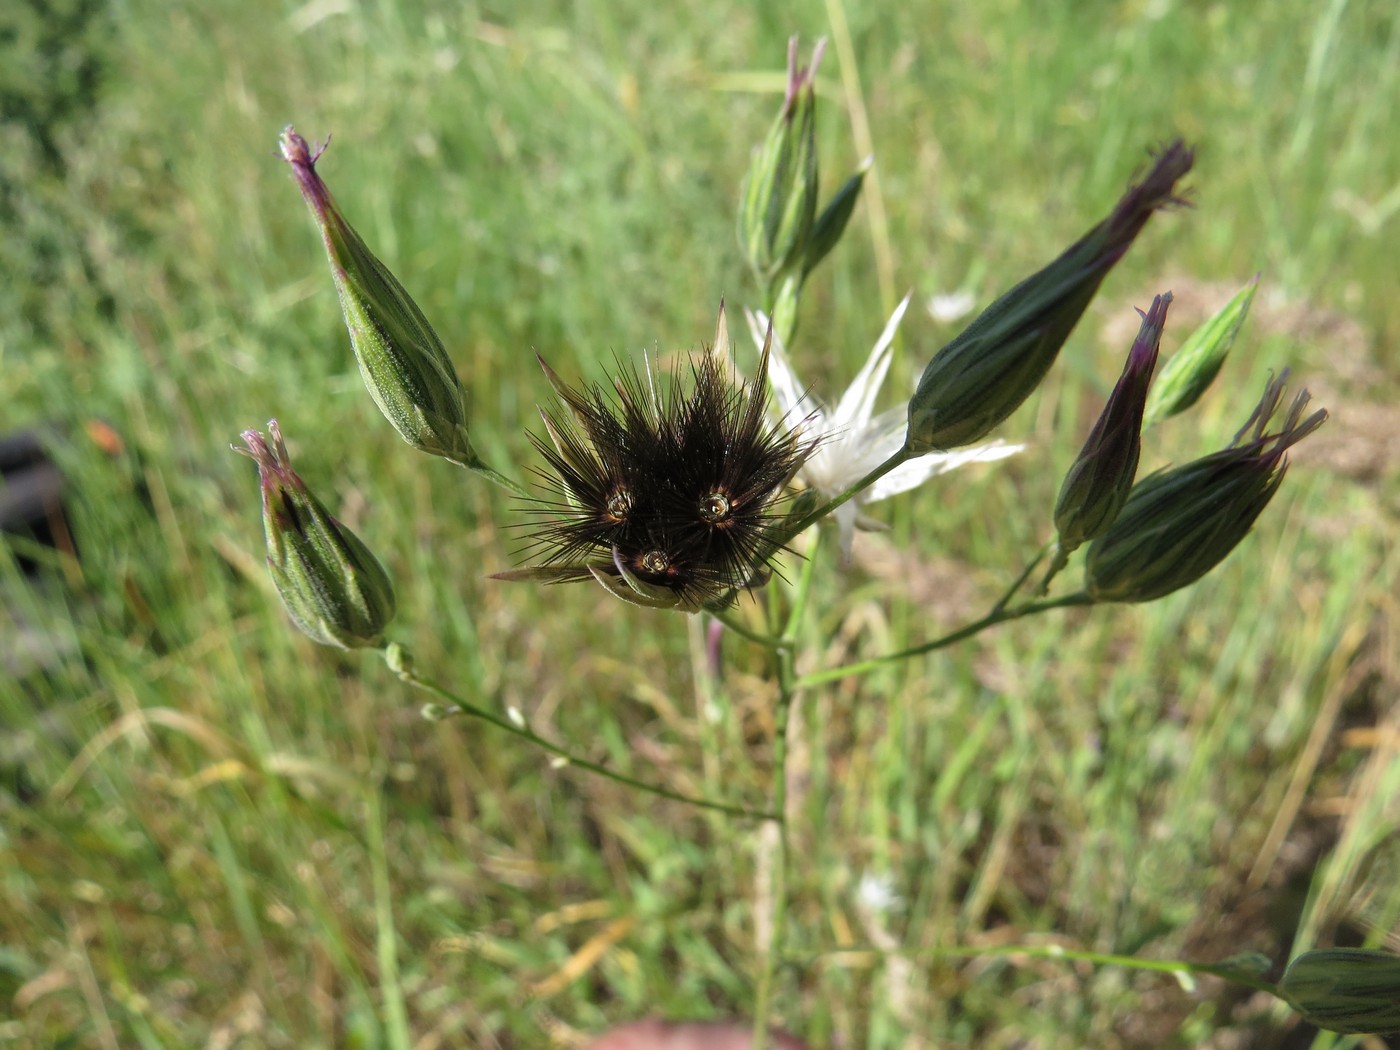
[803,161,868,280]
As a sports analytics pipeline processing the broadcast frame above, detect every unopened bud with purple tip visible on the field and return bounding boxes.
[1053,293,1169,560]
[1084,372,1327,603]
[738,38,824,290]
[907,142,1194,452]
[279,128,489,475]
[238,421,396,649]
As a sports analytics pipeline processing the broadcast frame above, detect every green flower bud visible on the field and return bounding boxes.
[238,421,395,649]
[1084,372,1326,603]
[279,128,481,470]
[738,38,824,289]
[906,141,1194,452]
[1145,276,1258,424]
[1053,293,1169,556]
[1280,949,1400,1035]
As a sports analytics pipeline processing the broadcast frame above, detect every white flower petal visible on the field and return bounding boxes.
[746,306,813,422]
[832,501,861,561]
[831,293,912,429]
[863,458,947,502]
[861,406,911,460]
[866,441,1023,503]
[825,418,905,484]
[752,295,1020,553]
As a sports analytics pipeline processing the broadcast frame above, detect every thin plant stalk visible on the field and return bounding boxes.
[993,544,1052,613]
[387,648,776,822]
[778,445,912,543]
[797,592,1095,688]
[367,787,413,1050]
[711,606,791,651]
[752,645,797,1050]
[813,941,1280,996]
[751,530,821,1050]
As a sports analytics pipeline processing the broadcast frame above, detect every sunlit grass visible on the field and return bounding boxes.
[2,0,1397,1047]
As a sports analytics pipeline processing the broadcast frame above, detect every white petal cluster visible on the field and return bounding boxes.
[746,295,1022,557]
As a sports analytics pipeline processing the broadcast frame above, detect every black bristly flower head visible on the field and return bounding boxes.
[494,304,815,611]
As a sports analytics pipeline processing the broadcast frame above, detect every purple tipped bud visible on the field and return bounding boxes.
[1053,293,1169,555]
[737,38,825,288]
[1084,372,1327,603]
[238,421,395,648]
[907,142,1194,451]
[279,128,481,470]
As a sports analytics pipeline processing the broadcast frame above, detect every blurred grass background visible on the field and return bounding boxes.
[2,0,1397,1046]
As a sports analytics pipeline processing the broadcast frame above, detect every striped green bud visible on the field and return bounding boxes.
[279,128,480,470]
[238,421,395,649]
[1145,276,1258,424]
[738,38,823,289]
[1084,372,1326,602]
[906,142,1194,452]
[1280,949,1400,1035]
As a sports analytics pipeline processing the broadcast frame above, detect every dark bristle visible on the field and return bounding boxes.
[512,335,814,609]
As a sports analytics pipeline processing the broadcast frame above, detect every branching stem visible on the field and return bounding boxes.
[388,648,777,822]
[797,592,1096,688]
[810,940,1280,996]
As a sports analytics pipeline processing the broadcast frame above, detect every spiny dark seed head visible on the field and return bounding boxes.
[512,322,814,609]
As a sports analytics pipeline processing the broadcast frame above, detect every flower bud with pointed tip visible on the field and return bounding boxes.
[738,38,824,289]
[907,141,1194,452]
[1280,949,1400,1035]
[1084,372,1327,603]
[279,128,481,470]
[1054,293,1169,555]
[238,421,395,648]
[1145,276,1258,424]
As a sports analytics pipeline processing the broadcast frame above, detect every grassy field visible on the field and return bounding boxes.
[3,0,1398,1047]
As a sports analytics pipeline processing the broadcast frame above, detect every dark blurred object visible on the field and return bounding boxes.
[585,1020,812,1050]
[0,428,72,573]
[1,428,82,795]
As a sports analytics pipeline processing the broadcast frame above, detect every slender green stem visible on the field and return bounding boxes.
[387,647,776,822]
[752,631,798,1050]
[812,941,1281,996]
[778,445,912,545]
[1036,541,1072,597]
[710,606,791,651]
[796,592,1096,688]
[784,530,822,638]
[455,458,531,499]
[366,786,412,1050]
[751,533,817,1050]
[993,544,1051,614]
